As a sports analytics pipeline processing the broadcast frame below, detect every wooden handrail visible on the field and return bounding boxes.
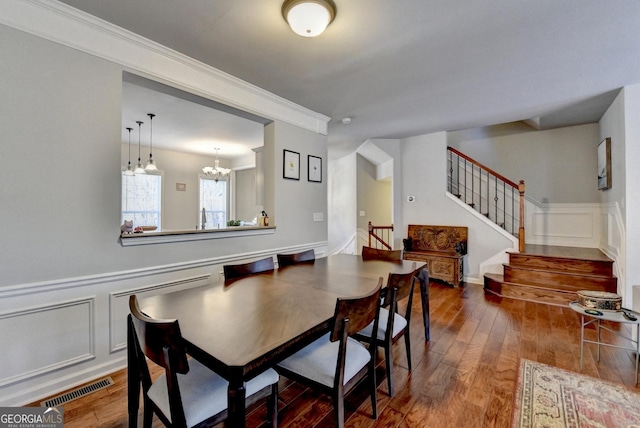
[368,221,393,250]
[447,146,519,189]
[448,147,526,250]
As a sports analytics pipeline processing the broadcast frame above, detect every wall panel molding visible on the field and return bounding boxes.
[0,297,95,387]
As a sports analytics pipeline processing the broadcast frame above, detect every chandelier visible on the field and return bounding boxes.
[202,148,231,182]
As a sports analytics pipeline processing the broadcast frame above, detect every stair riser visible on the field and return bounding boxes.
[504,266,617,293]
[484,277,576,306]
[508,253,613,276]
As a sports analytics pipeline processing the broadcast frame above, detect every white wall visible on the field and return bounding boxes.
[622,85,640,309]
[235,168,259,222]
[328,153,358,254]
[448,123,601,203]
[599,84,640,309]
[356,155,392,230]
[400,132,515,281]
[0,19,328,405]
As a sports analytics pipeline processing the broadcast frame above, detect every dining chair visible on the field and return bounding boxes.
[354,266,417,397]
[276,249,315,268]
[361,246,403,261]
[223,256,275,281]
[276,277,383,428]
[128,295,279,428]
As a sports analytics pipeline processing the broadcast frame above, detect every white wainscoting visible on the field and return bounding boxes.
[525,201,602,248]
[0,242,327,406]
[0,297,94,387]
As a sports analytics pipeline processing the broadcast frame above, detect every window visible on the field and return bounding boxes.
[200,177,228,229]
[122,173,162,231]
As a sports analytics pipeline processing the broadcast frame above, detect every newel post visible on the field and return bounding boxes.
[368,221,373,247]
[518,180,526,252]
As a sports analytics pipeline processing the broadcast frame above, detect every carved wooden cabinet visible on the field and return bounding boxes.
[402,225,468,287]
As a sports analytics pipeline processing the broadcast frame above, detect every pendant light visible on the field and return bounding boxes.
[134,121,146,174]
[123,127,134,176]
[202,148,231,182]
[145,113,158,171]
[282,0,336,37]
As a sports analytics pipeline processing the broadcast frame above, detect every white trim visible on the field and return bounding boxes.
[120,225,276,246]
[0,0,330,135]
[0,241,329,298]
[1,358,126,407]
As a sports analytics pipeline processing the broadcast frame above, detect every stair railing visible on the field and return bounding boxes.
[447,147,526,251]
[368,221,394,250]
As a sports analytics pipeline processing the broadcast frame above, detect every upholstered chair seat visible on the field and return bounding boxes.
[148,360,279,427]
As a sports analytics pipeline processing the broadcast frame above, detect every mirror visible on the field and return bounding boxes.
[121,73,270,232]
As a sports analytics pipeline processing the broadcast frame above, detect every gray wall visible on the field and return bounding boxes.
[0,25,327,287]
[0,23,327,405]
[448,123,601,203]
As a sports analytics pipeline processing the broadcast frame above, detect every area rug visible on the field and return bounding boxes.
[512,359,640,427]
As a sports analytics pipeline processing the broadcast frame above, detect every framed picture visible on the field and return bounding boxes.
[283,149,300,180]
[597,137,611,190]
[308,155,322,182]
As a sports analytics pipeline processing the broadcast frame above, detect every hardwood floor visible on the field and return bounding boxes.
[34,281,640,427]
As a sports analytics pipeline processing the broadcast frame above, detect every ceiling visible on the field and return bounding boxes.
[59,0,640,159]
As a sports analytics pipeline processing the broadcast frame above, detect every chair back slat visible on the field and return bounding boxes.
[330,277,383,341]
[386,262,417,303]
[277,249,315,268]
[223,257,275,281]
[129,295,189,374]
[361,246,402,261]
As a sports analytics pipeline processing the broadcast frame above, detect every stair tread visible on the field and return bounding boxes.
[509,244,614,263]
[503,264,616,279]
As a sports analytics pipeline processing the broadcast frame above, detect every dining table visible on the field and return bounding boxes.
[128,253,429,428]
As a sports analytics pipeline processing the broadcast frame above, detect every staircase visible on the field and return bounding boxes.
[484,245,617,306]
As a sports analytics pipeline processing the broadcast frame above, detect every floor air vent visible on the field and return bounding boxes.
[40,377,114,407]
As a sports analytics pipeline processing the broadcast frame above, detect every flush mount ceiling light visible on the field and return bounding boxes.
[282,0,336,37]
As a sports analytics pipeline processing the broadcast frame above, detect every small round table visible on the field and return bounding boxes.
[569,301,640,385]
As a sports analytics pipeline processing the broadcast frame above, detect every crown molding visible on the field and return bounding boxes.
[0,0,329,135]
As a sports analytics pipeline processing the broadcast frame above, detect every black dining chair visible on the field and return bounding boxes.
[128,295,279,428]
[276,249,315,268]
[361,246,403,261]
[276,277,383,428]
[354,266,417,397]
[223,256,275,281]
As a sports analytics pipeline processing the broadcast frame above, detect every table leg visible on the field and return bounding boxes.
[597,319,601,362]
[127,316,140,428]
[580,315,585,370]
[228,376,246,428]
[636,324,640,386]
[418,268,430,341]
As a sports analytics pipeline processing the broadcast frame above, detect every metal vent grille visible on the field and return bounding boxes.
[40,377,114,407]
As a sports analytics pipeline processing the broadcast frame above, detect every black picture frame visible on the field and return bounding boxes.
[283,149,300,180]
[308,155,322,183]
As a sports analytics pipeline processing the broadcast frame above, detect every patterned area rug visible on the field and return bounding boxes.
[512,359,640,427]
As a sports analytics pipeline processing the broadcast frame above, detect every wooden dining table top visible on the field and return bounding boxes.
[132,254,427,428]
[138,254,424,376]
